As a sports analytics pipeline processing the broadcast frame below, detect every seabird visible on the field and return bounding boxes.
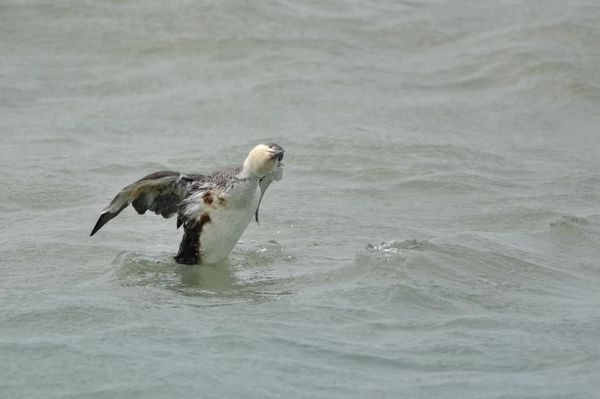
[90,143,285,265]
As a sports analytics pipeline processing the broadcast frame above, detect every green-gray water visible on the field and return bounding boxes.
[2,1,600,398]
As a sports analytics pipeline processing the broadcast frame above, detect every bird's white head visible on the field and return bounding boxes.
[243,143,285,179]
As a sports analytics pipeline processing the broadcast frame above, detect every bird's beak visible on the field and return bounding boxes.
[270,148,285,162]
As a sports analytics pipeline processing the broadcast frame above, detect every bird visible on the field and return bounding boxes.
[90,143,285,265]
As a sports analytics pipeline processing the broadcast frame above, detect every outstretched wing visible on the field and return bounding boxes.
[90,171,203,236]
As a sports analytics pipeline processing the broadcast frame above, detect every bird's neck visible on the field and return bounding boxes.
[240,158,262,181]
[236,167,260,187]
[229,169,260,206]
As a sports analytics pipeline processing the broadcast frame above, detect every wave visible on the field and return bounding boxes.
[326,230,598,313]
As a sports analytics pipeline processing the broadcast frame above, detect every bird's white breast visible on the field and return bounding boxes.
[198,180,260,264]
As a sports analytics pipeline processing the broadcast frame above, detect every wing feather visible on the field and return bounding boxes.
[90,171,203,236]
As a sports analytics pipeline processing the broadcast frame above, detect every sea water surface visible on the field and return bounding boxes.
[1,1,600,398]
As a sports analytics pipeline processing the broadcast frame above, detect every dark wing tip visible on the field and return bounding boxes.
[90,212,114,237]
[254,208,260,225]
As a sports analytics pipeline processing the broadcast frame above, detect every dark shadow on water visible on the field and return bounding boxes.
[177,263,236,291]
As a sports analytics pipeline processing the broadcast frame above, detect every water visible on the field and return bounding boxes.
[2,0,600,397]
